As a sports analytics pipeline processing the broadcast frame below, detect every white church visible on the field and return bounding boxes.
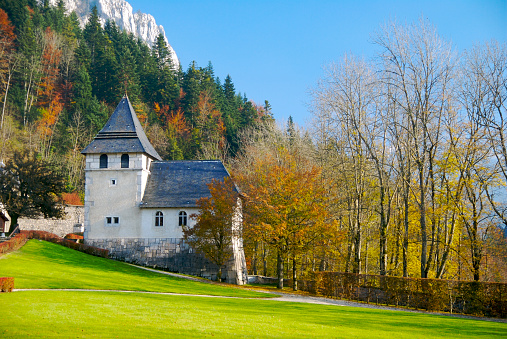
[81,96,247,284]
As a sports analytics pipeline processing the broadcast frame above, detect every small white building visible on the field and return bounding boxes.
[81,96,247,284]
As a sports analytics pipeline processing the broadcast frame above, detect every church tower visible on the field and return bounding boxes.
[81,96,161,241]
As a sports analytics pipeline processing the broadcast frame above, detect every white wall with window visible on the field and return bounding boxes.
[84,152,152,240]
[140,208,198,238]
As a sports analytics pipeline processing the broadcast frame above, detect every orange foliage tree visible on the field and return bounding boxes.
[238,149,336,289]
[195,89,226,147]
[183,177,240,281]
[37,27,64,157]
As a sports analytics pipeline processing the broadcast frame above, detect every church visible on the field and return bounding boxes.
[81,96,247,285]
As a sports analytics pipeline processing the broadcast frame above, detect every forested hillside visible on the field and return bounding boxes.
[0,0,272,195]
[2,1,505,284]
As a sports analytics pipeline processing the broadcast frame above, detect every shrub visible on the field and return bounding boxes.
[297,272,507,318]
[0,277,14,292]
[19,231,109,258]
[61,192,83,205]
[0,230,108,258]
[0,232,29,254]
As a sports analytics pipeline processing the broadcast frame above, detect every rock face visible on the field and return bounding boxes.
[46,0,179,67]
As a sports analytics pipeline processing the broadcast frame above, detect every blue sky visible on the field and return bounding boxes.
[127,0,507,126]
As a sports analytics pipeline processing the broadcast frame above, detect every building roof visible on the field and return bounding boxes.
[141,160,232,208]
[81,96,162,160]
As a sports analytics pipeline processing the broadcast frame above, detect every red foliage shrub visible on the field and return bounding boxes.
[0,232,29,254]
[0,230,108,258]
[19,230,108,258]
[0,277,14,292]
[61,192,83,205]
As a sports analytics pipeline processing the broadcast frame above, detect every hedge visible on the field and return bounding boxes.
[298,272,507,318]
[0,277,14,292]
[0,232,29,254]
[0,230,108,258]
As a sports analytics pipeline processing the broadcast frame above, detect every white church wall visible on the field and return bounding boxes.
[84,152,150,240]
[140,208,198,238]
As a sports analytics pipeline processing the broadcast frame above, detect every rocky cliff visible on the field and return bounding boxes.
[46,0,179,67]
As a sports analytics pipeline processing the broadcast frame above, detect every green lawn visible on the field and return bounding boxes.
[0,240,506,338]
[2,291,505,338]
[0,239,269,297]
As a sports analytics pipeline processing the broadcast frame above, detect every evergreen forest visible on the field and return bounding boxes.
[0,0,272,196]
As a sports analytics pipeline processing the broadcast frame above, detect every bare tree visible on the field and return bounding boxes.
[311,56,379,274]
[374,19,457,278]
[465,42,507,232]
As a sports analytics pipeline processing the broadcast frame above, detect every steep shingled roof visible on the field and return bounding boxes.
[141,161,231,208]
[81,96,162,160]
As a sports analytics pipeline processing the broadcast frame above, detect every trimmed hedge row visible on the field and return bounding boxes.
[298,272,507,318]
[0,232,29,254]
[0,230,108,258]
[0,277,14,292]
[21,231,109,258]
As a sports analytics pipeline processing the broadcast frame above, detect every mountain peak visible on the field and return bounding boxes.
[45,0,179,68]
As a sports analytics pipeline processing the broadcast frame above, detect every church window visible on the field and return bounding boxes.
[155,211,163,227]
[121,154,129,168]
[179,211,187,226]
[100,154,108,168]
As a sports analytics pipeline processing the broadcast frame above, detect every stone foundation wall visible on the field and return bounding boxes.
[18,206,84,237]
[85,237,245,284]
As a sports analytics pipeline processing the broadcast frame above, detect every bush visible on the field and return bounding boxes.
[0,230,108,258]
[19,231,109,258]
[0,277,14,292]
[298,272,507,318]
[0,232,29,254]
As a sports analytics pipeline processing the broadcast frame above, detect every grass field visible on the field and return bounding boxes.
[1,240,506,338]
[0,240,268,297]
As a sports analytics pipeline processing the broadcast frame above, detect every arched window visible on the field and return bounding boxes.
[121,154,129,168]
[179,211,187,226]
[100,154,108,168]
[155,211,163,227]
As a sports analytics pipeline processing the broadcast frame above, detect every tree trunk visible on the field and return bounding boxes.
[217,266,222,282]
[252,242,258,275]
[292,257,298,291]
[277,250,284,289]
[8,213,18,234]
[419,164,428,278]
[262,245,268,277]
[353,222,361,274]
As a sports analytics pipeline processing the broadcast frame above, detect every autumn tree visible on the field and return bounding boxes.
[238,145,333,289]
[183,177,240,282]
[311,55,398,275]
[0,150,66,233]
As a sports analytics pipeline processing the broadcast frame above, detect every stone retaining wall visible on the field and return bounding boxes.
[18,206,84,237]
[85,237,242,284]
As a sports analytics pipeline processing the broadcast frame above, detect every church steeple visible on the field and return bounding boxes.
[82,96,161,160]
